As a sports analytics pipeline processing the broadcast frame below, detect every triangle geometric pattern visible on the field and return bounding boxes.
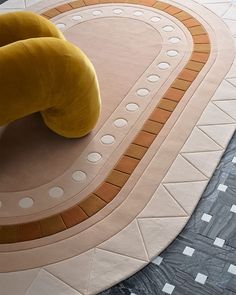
[198,124,236,148]
[98,220,149,261]
[204,3,231,17]
[212,80,236,101]
[138,185,188,217]
[214,100,236,120]
[181,151,224,178]
[26,270,82,295]
[45,250,94,295]
[223,5,236,20]
[163,181,208,215]
[0,268,40,295]
[137,217,188,259]
[226,78,236,87]
[181,127,222,152]
[226,61,236,79]
[197,102,234,125]
[223,19,236,35]
[163,155,207,183]
[87,248,145,294]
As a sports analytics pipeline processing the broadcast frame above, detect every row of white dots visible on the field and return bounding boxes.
[56,7,177,36]
[4,63,178,212]
[0,59,168,210]
[7,9,183,211]
[0,118,129,210]
[57,19,175,34]
[55,25,180,46]
[0,119,125,209]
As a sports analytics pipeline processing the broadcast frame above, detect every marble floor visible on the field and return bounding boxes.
[0,0,236,294]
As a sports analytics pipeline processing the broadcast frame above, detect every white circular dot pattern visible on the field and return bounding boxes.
[169,37,181,43]
[126,103,139,112]
[114,118,128,128]
[56,23,66,29]
[150,16,161,22]
[72,15,82,20]
[72,171,87,182]
[101,135,115,144]
[19,197,34,209]
[87,152,102,162]
[134,11,143,16]
[163,25,175,32]
[158,62,170,70]
[137,88,150,97]
[49,187,64,198]
[113,8,123,14]
[167,50,178,57]
[92,10,102,16]
[147,75,160,82]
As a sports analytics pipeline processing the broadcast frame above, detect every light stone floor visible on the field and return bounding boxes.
[1,0,236,294]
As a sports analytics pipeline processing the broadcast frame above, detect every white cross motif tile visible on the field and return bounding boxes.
[162,283,175,294]
[213,237,225,248]
[228,264,236,275]
[152,256,163,266]
[183,246,195,257]
[230,204,236,213]
[217,184,228,192]
[201,213,212,222]
[195,273,208,285]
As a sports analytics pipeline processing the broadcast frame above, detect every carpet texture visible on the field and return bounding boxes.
[0,0,235,294]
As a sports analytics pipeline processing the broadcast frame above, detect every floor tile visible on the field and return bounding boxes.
[195,273,208,285]
[228,264,236,275]
[214,237,225,248]
[162,283,175,294]
[183,246,195,256]
[201,213,212,222]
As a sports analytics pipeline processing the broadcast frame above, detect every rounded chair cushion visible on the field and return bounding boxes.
[0,12,101,138]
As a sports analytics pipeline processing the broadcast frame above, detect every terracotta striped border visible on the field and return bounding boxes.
[0,0,211,244]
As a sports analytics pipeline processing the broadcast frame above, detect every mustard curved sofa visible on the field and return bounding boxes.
[0,11,101,138]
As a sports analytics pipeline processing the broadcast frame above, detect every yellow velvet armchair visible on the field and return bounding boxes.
[0,11,101,138]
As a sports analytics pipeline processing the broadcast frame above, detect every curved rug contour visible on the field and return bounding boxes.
[0,0,236,294]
